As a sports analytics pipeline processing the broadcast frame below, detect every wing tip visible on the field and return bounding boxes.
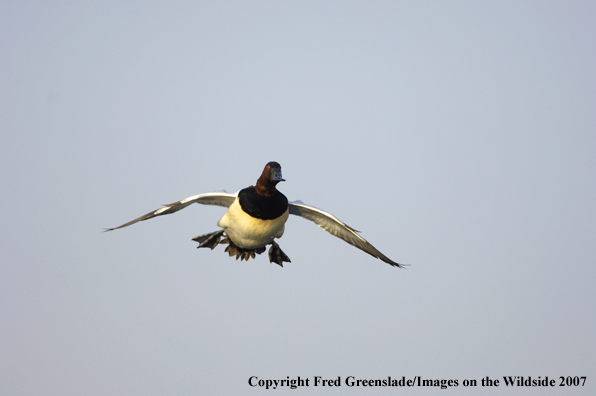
[379,256,409,269]
[391,262,410,269]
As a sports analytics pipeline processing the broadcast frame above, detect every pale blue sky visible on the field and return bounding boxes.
[2,1,595,395]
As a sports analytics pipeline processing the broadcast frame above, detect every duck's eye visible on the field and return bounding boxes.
[267,165,270,169]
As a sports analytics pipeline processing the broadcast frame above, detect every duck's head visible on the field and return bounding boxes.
[256,161,285,195]
[264,161,285,182]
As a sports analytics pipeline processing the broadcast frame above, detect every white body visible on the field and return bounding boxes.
[218,198,289,249]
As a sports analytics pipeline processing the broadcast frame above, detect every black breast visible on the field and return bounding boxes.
[238,187,288,220]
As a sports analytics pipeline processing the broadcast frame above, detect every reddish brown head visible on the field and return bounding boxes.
[255,161,285,196]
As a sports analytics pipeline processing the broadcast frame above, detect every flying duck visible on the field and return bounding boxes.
[105,162,406,268]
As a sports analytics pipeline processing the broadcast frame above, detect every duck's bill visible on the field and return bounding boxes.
[271,169,285,182]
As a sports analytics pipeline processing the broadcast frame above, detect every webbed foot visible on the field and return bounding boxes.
[192,230,225,249]
[268,241,291,267]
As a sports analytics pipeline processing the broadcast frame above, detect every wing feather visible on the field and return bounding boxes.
[289,201,406,268]
[104,191,236,231]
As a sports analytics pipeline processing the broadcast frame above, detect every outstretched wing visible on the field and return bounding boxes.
[104,191,237,231]
[288,201,406,268]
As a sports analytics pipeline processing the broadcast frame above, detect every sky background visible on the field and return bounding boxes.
[2,1,595,395]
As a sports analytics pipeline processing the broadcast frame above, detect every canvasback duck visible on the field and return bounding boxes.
[105,162,406,268]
